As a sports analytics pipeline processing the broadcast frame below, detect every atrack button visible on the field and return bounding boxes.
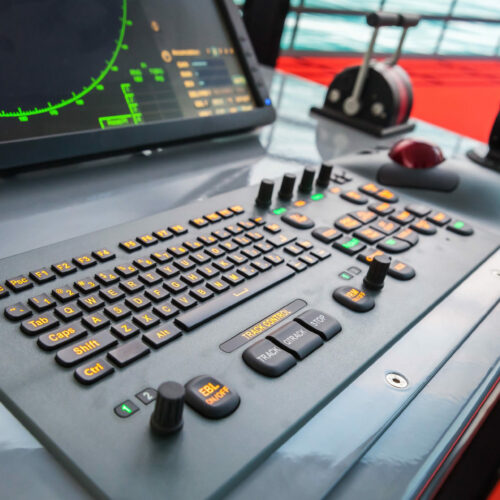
[243,339,296,377]
[185,375,240,419]
[268,322,323,359]
[333,286,375,312]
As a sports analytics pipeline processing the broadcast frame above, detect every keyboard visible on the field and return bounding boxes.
[0,164,497,499]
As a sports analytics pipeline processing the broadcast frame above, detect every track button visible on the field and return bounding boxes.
[243,339,296,377]
[268,322,323,360]
[185,375,240,419]
[333,286,375,312]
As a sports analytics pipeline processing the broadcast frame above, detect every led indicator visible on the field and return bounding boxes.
[310,193,324,201]
[273,207,287,215]
[121,404,132,414]
[294,200,306,207]
[454,221,465,229]
[265,98,272,106]
[386,239,396,246]
[342,238,360,249]
[340,272,352,280]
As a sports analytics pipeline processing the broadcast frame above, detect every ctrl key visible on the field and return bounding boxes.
[74,358,114,385]
[243,339,296,377]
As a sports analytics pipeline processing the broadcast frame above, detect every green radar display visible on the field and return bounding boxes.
[0,0,258,147]
[0,0,127,121]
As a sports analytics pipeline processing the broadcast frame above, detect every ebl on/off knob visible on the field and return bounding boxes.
[363,254,391,290]
[278,173,296,201]
[317,163,333,187]
[299,167,316,193]
[255,179,275,208]
[150,381,185,435]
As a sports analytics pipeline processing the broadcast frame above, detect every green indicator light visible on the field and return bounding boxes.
[340,272,352,280]
[311,193,324,201]
[454,221,465,229]
[386,239,396,246]
[121,404,132,414]
[273,207,287,215]
[342,238,360,249]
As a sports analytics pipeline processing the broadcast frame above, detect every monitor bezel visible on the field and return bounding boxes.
[0,0,275,172]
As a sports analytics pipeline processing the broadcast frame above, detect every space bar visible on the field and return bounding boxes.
[175,266,295,331]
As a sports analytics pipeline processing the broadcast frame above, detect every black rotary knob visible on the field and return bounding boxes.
[317,163,333,187]
[255,179,275,208]
[299,167,316,193]
[363,255,391,290]
[278,173,296,201]
[150,381,185,435]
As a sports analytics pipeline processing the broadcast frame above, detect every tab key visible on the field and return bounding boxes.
[21,313,59,336]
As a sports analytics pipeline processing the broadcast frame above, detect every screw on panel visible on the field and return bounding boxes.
[385,372,408,389]
[492,269,500,278]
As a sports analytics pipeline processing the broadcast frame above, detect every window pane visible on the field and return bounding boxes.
[281,12,298,50]
[375,20,444,55]
[293,14,372,51]
[383,0,454,16]
[304,0,381,9]
[453,0,500,19]
[438,21,500,55]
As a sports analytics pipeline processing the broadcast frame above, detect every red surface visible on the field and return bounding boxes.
[277,56,500,142]
[389,138,444,168]
[488,480,500,500]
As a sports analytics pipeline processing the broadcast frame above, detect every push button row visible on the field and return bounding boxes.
[243,309,341,377]
[2,248,116,295]
[189,205,244,228]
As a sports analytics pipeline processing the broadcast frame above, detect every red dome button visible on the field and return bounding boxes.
[389,139,445,169]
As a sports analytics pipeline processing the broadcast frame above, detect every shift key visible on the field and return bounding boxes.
[56,332,118,367]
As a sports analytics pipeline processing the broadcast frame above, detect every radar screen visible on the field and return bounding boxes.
[0,0,257,143]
